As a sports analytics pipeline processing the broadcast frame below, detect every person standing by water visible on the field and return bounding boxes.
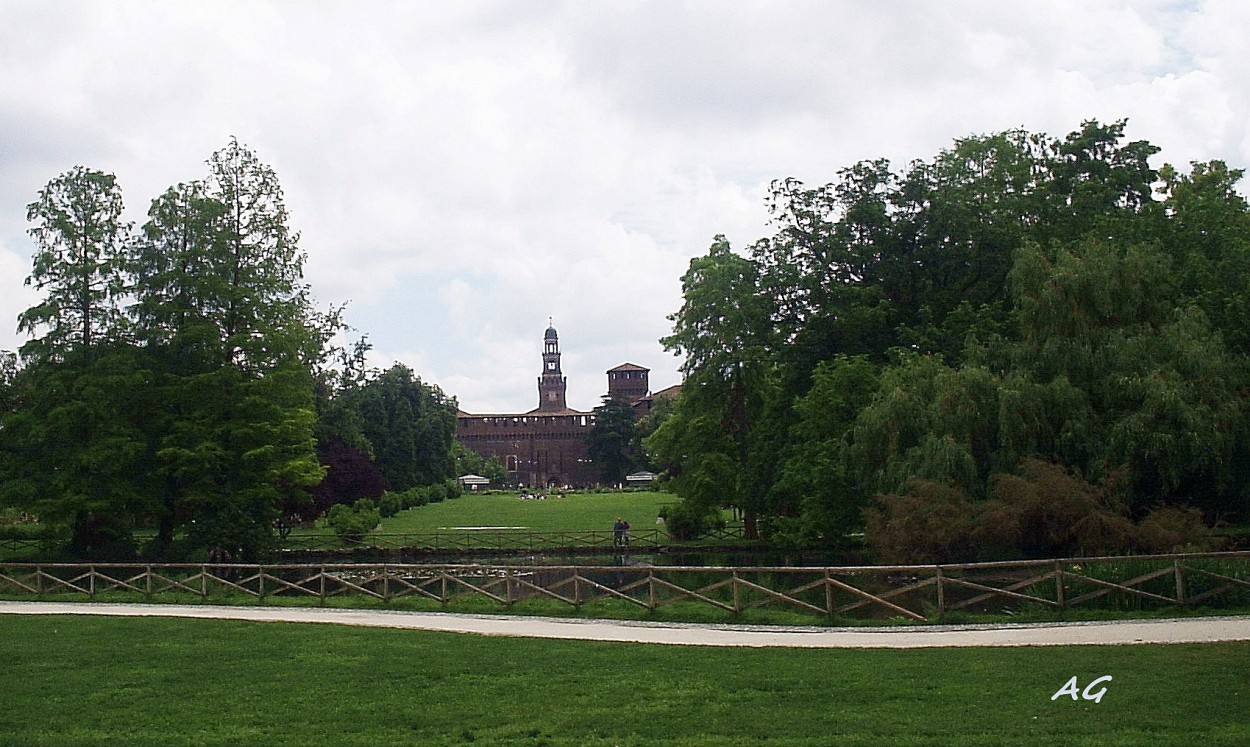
[613,518,625,547]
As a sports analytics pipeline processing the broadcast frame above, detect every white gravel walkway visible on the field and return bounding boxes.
[3,601,1249,648]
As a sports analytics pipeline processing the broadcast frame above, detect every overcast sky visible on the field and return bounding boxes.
[2,1,1248,413]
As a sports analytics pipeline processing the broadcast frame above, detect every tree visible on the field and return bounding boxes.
[0,345,153,558]
[308,436,387,517]
[126,139,324,558]
[586,395,638,484]
[2,168,146,557]
[662,121,1250,555]
[341,364,458,492]
[205,136,311,369]
[653,236,778,538]
[452,442,507,486]
[19,167,131,361]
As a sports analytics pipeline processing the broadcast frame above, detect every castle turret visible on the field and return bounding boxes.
[607,363,650,404]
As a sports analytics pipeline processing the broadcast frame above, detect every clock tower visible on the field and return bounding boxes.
[537,321,567,411]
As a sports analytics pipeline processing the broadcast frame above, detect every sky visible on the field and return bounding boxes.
[2,1,1248,413]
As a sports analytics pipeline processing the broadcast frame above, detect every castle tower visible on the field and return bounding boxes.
[607,363,650,404]
[536,322,568,411]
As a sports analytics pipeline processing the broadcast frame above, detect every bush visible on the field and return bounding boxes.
[378,492,403,518]
[864,459,1218,563]
[399,487,429,509]
[1136,505,1217,553]
[975,459,1135,559]
[662,502,725,541]
[864,480,980,564]
[326,499,381,545]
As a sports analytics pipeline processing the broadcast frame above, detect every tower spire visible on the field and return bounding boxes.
[537,322,567,411]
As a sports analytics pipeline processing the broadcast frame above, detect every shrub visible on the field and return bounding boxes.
[400,487,429,509]
[326,499,381,545]
[864,459,1218,563]
[662,502,725,541]
[378,492,403,518]
[864,480,980,564]
[976,459,1135,559]
[1136,505,1217,553]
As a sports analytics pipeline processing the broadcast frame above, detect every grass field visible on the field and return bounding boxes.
[1,614,1246,746]
[377,490,681,533]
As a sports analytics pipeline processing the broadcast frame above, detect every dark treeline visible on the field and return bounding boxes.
[0,140,459,560]
[649,120,1250,562]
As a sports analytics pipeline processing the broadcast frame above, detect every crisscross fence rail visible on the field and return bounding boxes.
[2,551,1247,621]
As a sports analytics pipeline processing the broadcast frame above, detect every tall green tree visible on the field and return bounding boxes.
[662,120,1250,553]
[126,140,323,558]
[586,395,639,484]
[2,168,148,556]
[652,236,778,538]
[339,364,458,492]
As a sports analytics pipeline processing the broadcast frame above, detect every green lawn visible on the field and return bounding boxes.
[0,614,1246,746]
[378,490,681,533]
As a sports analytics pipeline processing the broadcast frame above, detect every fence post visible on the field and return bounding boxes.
[145,565,153,600]
[1055,560,1066,611]
[89,564,96,598]
[732,570,742,614]
[825,570,834,617]
[319,565,327,604]
[648,568,657,610]
[935,567,945,619]
[1174,557,1187,605]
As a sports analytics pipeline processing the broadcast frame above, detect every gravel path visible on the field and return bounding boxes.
[3,601,1250,648]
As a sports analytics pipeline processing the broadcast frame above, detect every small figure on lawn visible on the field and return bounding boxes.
[615,518,631,548]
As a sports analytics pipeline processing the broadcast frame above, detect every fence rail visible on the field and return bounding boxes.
[1,526,750,558]
[283,525,748,552]
[3,551,1248,622]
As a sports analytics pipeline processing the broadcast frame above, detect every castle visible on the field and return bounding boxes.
[455,324,658,487]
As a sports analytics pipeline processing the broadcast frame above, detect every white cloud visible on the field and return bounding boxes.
[3,0,1250,410]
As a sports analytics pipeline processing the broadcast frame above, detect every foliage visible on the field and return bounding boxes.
[976,459,1136,559]
[658,500,726,541]
[585,394,639,484]
[452,441,507,485]
[865,459,1219,564]
[19,166,130,361]
[651,236,778,538]
[308,436,387,516]
[659,119,1250,559]
[1,141,326,560]
[333,364,457,492]
[324,498,381,544]
[864,479,982,564]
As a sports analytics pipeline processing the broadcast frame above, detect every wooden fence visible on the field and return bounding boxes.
[282,525,745,552]
[0,527,747,558]
[2,551,1248,621]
